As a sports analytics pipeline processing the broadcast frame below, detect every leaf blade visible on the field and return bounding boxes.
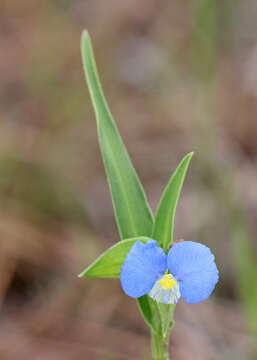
[79,237,150,278]
[153,152,193,252]
[81,31,153,240]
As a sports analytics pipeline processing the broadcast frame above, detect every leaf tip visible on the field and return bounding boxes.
[78,269,88,278]
[81,30,91,51]
[183,151,194,165]
[81,29,89,40]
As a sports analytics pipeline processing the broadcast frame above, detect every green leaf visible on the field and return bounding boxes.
[139,296,162,335]
[81,31,153,240]
[158,303,176,337]
[153,152,193,252]
[81,31,155,331]
[79,237,150,278]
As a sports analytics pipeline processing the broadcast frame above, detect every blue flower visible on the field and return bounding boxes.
[120,240,219,304]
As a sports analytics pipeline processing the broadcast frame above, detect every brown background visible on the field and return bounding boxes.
[0,1,257,359]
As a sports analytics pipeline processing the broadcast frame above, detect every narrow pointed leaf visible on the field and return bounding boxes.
[79,237,150,278]
[81,31,153,240]
[81,31,155,331]
[153,152,193,252]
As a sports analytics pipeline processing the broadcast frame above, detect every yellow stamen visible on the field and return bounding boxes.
[159,274,177,290]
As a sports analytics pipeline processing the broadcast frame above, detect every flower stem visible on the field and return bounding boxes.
[151,330,169,360]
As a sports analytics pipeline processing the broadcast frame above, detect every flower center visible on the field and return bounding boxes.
[149,273,181,304]
[160,274,177,290]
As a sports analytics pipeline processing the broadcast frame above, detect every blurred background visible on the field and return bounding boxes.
[0,0,257,359]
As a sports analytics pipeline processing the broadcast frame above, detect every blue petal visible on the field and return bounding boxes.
[120,240,167,298]
[167,241,219,304]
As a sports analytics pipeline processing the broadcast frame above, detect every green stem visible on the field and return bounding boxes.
[151,330,169,360]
